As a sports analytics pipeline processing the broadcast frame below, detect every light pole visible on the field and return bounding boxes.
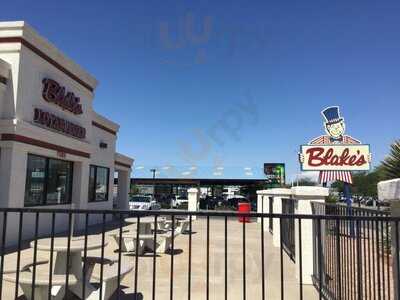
[150,168,156,199]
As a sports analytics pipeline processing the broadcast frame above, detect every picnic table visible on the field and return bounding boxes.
[32,236,107,299]
[125,217,157,234]
[125,216,184,233]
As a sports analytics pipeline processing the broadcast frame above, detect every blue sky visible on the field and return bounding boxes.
[2,1,400,181]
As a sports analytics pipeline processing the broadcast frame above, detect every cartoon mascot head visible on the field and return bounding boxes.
[321,106,346,139]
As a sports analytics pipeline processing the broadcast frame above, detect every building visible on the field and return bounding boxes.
[0,21,133,245]
[130,177,267,207]
[128,165,274,204]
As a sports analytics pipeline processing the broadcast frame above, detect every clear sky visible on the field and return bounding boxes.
[2,1,400,181]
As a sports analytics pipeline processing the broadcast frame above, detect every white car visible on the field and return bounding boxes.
[129,195,160,211]
[172,195,189,208]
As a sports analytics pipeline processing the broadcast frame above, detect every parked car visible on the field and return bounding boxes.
[376,199,390,207]
[129,195,160,211]
[199,197,207,210]
[202,196,217,210]
[158,194,174,209]
[364,198,375,206]
[172,195,189,208]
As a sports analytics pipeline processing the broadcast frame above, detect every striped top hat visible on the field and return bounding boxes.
[321,106,343,125]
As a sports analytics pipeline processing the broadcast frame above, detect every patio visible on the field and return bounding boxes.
[1,216,318,300]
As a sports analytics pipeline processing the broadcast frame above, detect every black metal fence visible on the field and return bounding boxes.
[282,198,296,261]
[311,202,393,300]
[268,197,274,233]
[0,207,398,300]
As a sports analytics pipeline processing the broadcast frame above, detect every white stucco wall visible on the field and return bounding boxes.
[89,118,118,213]
[0,52,19,119]
[0,21,133,247]
[17,48,92,135]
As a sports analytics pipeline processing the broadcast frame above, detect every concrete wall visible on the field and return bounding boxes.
[0,58,11,117]
[0,52,20,119]
[257,186,329,285]
[17,47,93,133]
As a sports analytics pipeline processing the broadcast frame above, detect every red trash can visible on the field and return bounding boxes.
[238,202,251,223]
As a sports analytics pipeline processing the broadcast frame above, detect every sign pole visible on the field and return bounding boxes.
[344,182,355,237]
[344,182,352,206]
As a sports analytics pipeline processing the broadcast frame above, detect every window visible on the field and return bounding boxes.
[25,155,46,206]
[46,159,73,205]
[24,154,73,206]
[88,165,110,202]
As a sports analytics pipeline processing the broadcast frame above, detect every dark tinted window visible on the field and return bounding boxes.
[46,159,73,205]
[25,154,73,206]
[88,165,110,202]
[88,166,96,202]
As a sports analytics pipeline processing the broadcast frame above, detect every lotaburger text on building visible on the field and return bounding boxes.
[33,108,86,139]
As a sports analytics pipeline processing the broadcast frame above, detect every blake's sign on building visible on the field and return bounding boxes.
[32,78,86,139]
[300,144,370,171]
[42,78,83,115]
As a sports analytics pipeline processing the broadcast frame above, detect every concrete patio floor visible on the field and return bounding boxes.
[1,216,318,299]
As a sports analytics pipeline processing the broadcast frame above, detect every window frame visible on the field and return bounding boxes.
[24,154,74,207]
[88,165,110,203]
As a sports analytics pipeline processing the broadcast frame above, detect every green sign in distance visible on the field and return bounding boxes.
[264,163,285,186]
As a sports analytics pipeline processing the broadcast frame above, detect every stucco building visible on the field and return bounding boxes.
[0,21,133,245]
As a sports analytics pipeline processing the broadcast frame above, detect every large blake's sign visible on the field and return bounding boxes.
[299,106,371,184]
[300,144,370,171]
[33,78,86,139]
